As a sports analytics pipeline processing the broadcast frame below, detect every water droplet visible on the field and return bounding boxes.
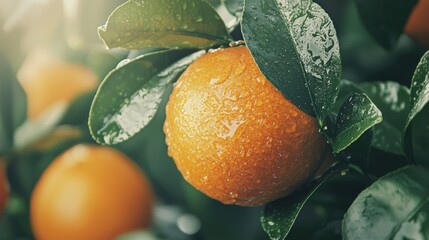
[210,77,222,85]
[217,119,245,139]
[285,123,296,133]
[256,77,266,85]
[195,15,203,22]
[234,62,247,76]
[229,192,238,198]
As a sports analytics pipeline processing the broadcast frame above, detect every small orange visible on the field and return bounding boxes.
[17,50,98,120]
[0,161,8,215]
[164,46,328,206]
[405,0,429,48]
[30,145,152,240]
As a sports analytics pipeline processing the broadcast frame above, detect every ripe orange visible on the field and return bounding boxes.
[405,0,429,48]
[30,145,153,240]
[0,161,8,215]
[17,50,98,120]
[164,46,328,206]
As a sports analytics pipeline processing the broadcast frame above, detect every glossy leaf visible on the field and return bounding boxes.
[332,92,382,153]
[242,0,341,123]
[204,0,242,16]
[224,0,244,17]
[196,0,240,31]
[343,166,429,240]
[404,51,429,166]
[359,81,410,155]
[206,0,221,8]
[98,0,231,50]
[353,0,417,49]
[261,165,341,240]
[89,50,205,145]
[407,107,429,166]
[0,56,27,154]
[333,80,363,116]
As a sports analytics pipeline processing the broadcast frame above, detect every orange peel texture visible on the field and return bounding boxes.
[164,46,327,206]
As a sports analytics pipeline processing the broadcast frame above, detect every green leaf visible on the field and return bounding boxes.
[0,55,27,154]
[343,166,429,240]
[312,221,342,240]
[404,51,429,166]
[261,166,341,240]
[359,81,410,155]
[89,50,205,145]
[224,0,244,17]
[339,129,373,173]
[60,91,96,126]
[14,104,67,150]
[353,0,417,49]
[206,0,221,8]
[409,107,429,165]
[98,0,231,50]
[333,80,363,115]
[241,0,342,123]
[205,0,243,31]
[332,92,382,153]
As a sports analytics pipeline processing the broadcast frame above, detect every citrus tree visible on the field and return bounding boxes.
[0,0,429,239]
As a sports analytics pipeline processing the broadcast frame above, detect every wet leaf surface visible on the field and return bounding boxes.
[404,51,429,166]
[343,166,429,240]
[332,92,382,153]
[224,0,244,17]
[242,0,341,123]
[98,0,231,50]
[261,165,342,240]
[359,81,410,155]
[89,50,205,145]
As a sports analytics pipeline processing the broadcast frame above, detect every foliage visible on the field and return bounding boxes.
[1,0,429,239]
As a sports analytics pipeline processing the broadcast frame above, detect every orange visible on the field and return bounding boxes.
[0,161,8,215]
[405,0,429,48]
[17,50,98,120]
[30,145,153,240]
[164,46,328,206]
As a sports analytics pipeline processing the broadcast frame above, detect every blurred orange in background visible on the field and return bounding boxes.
[30,144,153,240]
[17,50,98,120]
[405,0,429,48]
